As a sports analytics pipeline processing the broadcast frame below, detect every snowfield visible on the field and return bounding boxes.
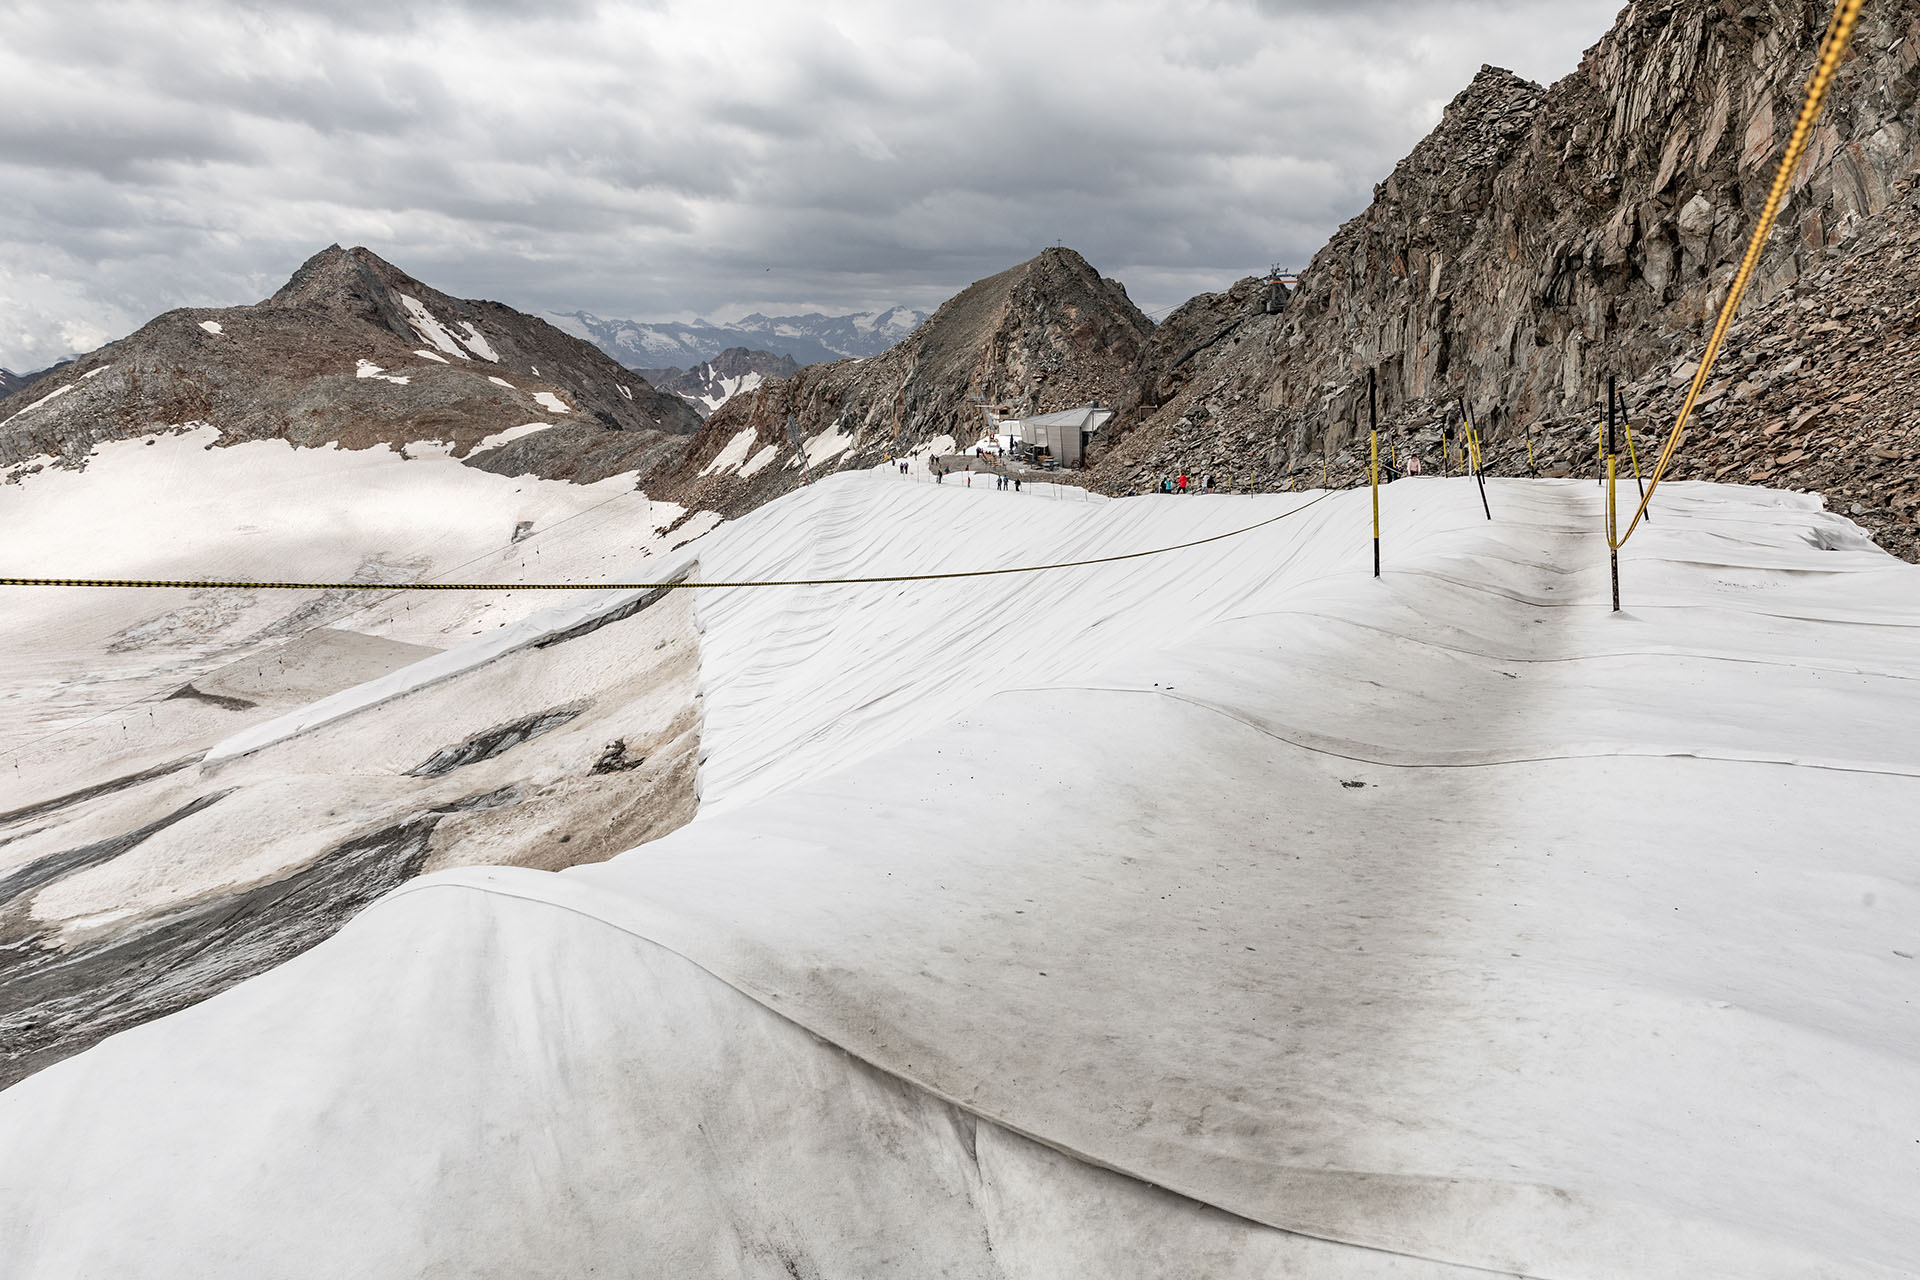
[1,469,1916,1277]
[0,424,693,811]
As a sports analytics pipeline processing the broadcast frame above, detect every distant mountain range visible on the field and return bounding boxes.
[635,347,802,418]
[548,307,926,369]
[0,364,55,398]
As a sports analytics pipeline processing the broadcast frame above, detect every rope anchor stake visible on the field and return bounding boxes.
[1369,369,1381,578]
[1608,372,1622,613]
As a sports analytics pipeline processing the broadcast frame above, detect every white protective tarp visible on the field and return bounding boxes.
[1,473,1916,1278]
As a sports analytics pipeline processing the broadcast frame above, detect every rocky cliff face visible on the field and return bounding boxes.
[1097,0,1920,528]
[636,348,802,418]
[1527,181,1920,562]
[0,246,703,485]
[667,248,1154,512]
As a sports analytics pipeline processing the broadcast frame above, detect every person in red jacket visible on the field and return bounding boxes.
[1177,473,1188,493]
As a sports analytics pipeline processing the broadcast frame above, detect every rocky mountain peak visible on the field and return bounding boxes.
[266,244,423,336]
[894,246,1153,415]
[706,346,800,380]
[1422,65,1543,168]
[665,246,1152,507]
[264,244,510,364]
[3,245,704,485]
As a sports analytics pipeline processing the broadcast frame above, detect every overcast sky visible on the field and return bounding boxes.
[0,0,1622,372]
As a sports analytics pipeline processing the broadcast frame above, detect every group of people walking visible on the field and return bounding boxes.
[922,462,1019,492]
[1149,473,1215,494]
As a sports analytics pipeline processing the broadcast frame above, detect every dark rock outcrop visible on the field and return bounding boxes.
[0,246,703,482]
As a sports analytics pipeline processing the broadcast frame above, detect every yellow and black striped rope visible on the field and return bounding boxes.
[0,488,1339,593]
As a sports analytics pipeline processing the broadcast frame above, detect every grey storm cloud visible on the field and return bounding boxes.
[0,0,1623,372]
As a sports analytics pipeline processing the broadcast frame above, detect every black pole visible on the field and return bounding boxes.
[1608,373,1621,613]
[1606,374,1618,467]
[1596,379,1605,486]
[1460,396,1491,520]
[1370,369,1380,578]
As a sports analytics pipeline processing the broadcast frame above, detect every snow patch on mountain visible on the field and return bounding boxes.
[738,443,780,478]
[355,360,410,385]
[457,322,500,362]
[800,421,853,469]
[477,422,555,450]
[691,372,761,416]
[698,426,759,477]
[397,294,471,361]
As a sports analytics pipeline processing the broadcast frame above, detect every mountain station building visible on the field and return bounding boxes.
[986,405,1115,469]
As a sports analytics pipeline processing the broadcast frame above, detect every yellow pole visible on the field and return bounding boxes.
[1608,454,1620,611]
[1465,409,1491,520]
[1371,429,1380,578]
[1622,412,1650,519]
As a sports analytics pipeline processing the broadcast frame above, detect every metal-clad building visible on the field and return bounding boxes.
[988,405,1114,468]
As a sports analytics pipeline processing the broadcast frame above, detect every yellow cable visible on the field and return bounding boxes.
[1607,454,1619,547]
